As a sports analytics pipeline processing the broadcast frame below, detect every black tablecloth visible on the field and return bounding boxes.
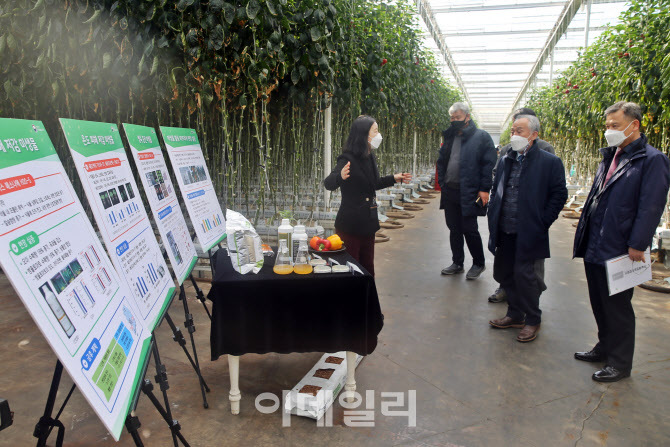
[208,248,384,359]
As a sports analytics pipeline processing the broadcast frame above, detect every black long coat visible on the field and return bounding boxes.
[487,142,568,261]
[324,152,396,236]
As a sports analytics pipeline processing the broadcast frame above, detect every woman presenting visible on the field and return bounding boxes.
[324,115,411,276]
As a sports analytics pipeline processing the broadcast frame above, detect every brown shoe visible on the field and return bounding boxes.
[516,324,541,343]
[489,316,525,329]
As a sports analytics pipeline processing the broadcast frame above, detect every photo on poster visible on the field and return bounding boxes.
[51,272,69,294]
[69,259,84,277]
[166,231,183,265]
[61,265,76,285]
[154,184,164,201]
[118,184,129,202]
[109,188,120,206]
[179,165,207,185]
[125,182,135,199]
[100,191,113,209]
[146,171,157,186]
[38,282,76,338]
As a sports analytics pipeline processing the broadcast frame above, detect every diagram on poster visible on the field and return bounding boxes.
[59,118,175,332]
[0,118,150,440]
[159,126,226,252]
[122,124,198,286]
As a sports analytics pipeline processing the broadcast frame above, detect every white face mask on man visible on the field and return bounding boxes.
[604,120,634,147]
[510,135,530,152]
[370,133,383,149]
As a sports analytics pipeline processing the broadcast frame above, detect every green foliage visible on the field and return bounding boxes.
[0,0,460,220]
[524,0,670,177]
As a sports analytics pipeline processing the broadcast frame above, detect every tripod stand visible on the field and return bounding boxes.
[34,335,190,447]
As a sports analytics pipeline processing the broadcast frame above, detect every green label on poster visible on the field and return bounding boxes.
[0,119,57,169]
[157,126,200,148]
[123,124,161,153]
[59,118,123,157]
[9,231,39,255]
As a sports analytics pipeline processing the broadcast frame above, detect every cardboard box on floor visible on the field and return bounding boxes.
[285,351,363,420]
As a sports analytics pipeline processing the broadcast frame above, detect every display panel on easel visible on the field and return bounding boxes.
[158,126,226,252]
[0,118,151,440]
[122,124,198,286]
[59,118,175,332]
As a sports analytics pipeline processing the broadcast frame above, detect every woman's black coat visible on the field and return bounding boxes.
[324,152,396,236]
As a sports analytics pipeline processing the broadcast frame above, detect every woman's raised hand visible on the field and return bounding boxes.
[341,161,351,180]
[394,172,412,184]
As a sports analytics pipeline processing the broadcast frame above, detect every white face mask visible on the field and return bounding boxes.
[604,120,634,147]
[510,135,530,152]
[370,133,383,149]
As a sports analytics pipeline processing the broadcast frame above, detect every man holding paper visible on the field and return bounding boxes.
[573,101,670,382]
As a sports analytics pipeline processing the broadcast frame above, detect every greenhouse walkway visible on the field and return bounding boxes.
[1,206,669,447]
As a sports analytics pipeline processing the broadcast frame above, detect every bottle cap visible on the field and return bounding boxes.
[281,218,290,226]
[294,225,306,233]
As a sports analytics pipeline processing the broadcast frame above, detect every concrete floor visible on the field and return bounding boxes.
[1,200,669,447]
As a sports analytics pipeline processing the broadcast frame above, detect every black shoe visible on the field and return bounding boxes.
[488,287,507,303]
[441,264,464,275]
[592,365,631,383]
[466,264,485,280]
[574,349,607,363]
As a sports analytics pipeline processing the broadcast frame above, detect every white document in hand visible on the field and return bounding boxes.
[605,248,652,296]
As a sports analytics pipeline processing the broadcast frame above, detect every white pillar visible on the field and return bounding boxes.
[324,105,332,208]
[549,49,554,86]
[412,131,417,178]
[584,0,592,49]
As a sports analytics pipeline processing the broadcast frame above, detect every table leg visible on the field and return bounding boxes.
[345,351,357,403]
[228,355,241,415]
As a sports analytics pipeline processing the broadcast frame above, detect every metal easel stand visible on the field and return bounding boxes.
[33,335,190,447]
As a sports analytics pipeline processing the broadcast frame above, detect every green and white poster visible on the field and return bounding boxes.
[0,118,151,440]
[159,126,226,252]
[60,119,175,332]
[122,124,198,285]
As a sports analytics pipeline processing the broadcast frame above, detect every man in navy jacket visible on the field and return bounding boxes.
[436,102,496,280]
[488,115,567,343]
[573,101,670,382]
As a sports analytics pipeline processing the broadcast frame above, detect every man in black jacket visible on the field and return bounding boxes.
[436,102,496,280]
[488,115,567,343]
[488,108,555,304]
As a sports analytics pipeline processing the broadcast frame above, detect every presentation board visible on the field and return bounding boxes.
[122,124,198,286]
[159,126,226,252]
[60,119,175,332]
[0,118,150,440]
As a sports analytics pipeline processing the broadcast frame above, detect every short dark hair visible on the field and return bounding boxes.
[604,101,643,123]
[513,107,536,120]
[343,115,375,158]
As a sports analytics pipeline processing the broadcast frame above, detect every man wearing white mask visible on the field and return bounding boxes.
[487,115,567,342]
[573,101,669,382]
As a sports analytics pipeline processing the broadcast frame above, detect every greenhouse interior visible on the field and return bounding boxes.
[0,0,669,445]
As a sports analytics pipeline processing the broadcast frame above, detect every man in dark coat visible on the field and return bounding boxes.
[488,115,567,343]
[488,107,555,304]
[436,102,496,280]
[573,101,670,382]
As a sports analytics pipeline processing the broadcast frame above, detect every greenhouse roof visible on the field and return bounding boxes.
[414,0,629,140]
